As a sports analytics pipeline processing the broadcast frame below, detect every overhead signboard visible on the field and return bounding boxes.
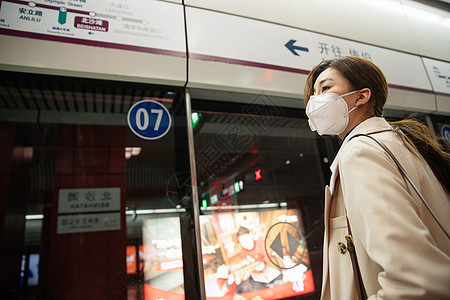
[422,58,450,96]
[186,7,433,92]
[0,0,186,56]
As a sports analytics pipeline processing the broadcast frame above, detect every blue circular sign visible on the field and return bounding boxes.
[127,100,171,140]
[441,124,450,146]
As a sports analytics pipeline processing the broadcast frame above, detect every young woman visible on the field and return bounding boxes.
[304,56,450,299]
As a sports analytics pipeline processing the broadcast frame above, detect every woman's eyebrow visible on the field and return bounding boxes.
[314,78,334,92]
[318,78,334,85]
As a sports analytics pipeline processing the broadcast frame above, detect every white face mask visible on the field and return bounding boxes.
[306,90,358,135]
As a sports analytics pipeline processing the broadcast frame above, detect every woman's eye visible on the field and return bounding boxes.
[321,86,330,92]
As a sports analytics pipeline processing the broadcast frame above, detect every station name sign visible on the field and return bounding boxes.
[57,187,121,234]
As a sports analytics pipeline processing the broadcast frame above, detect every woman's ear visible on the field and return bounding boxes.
[355,88,371,107]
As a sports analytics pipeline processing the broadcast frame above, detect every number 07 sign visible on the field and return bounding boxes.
[127,100,172,140]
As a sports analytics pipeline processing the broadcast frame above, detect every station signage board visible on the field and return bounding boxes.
[57,187,121,234]
[422,58,450,95]
[57,212,121,234]
[186,7,434,93]
[127,100,172,140]
[0,0,186,55]
[58,187,120,213]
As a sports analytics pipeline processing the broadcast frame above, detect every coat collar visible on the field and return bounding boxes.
[328,117,393,192]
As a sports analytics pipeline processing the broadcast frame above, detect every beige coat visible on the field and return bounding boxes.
[320,117,450,300]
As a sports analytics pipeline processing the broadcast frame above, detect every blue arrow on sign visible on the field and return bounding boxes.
[285,39,309,56]
[127,100,172,140]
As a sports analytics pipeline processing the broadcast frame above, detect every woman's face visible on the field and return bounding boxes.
[311,67,363,138]
[313,68,374,139]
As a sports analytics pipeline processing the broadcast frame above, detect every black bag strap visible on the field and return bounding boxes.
[345,217,368,300]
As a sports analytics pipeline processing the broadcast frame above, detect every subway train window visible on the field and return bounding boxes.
[0,71,202,299]
[192,98,332,299]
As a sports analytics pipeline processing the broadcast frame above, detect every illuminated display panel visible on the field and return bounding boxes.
[201,209,315,299]
[126,246,137,275]
[20,254,40,287]
[141,209,314,299]
[142,217,185,300]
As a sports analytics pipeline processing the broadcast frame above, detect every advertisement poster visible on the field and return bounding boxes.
[142,217,185,299]
[200,209,315,299]
[142,209,315,300]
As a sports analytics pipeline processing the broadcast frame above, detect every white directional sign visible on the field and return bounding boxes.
[186,7,433,92]
[422,58,450,95]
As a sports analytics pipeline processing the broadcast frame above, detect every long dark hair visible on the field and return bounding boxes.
[304,56,450,193]
[390,119,450,193]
